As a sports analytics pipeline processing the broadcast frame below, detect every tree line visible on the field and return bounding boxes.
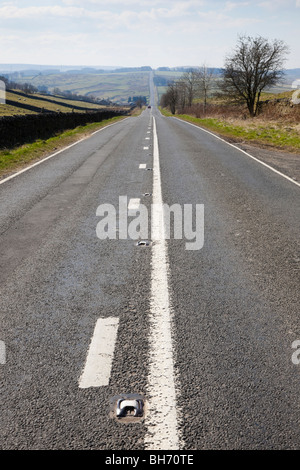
[0,76,38,94]
[160,65,215,115]
[160,36,289,117]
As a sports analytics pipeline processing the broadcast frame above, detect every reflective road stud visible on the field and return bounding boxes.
[116,398,144,418]
[110,393,145,423]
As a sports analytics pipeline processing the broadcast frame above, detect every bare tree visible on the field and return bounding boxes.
[220,35,289,117]
[160,81,178,114]
[181,69,200,107]
[176,78,188,112]
[198,65,214,114]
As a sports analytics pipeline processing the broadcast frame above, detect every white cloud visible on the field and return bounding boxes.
[0,5,85,18]
[62,0,204,6]
[224,1,250,11]
[0,2,216,35]
[0,0,298,68]
[0,2,203,22]
[258,0,294,10]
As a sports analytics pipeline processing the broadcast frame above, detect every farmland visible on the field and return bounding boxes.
[11,70,151,105]
[1,66,298,157]
[4,66,298,109]
[0,89,111,117]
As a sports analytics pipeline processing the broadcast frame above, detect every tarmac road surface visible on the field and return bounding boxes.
[0,97,299,451]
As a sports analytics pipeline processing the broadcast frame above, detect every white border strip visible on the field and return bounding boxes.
[144,115,182,450]
[173,117,300,188]
[0,117,129,186]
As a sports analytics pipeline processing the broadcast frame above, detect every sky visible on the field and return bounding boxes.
[0,0,299,69]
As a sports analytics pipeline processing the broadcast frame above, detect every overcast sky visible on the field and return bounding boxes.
[0,0,299,69]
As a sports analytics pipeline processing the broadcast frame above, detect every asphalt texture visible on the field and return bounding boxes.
[0,99,299,451]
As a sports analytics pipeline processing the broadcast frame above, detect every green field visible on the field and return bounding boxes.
[0,89,111,116]
[14,71,151,104]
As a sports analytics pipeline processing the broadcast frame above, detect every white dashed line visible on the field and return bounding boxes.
[79,317,119,388]
[139,164,147,169]
[0,341,6,364]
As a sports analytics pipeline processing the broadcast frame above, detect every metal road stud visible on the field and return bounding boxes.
[136,240,151,247]
[116,398,144,418]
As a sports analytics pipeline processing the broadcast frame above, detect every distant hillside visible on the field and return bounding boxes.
[0,89,116,117]
[0,64,298,105]
[283,68,300,83]
[0,64,119,73]
[3,69,151,105]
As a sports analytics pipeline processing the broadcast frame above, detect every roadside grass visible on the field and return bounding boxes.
[260,90,295,101]
[0,115,128,179]
[160,107,300,152]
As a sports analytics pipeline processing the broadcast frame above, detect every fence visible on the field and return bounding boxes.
[0,109,128,149]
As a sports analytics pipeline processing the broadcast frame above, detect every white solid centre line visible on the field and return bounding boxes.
[79,317,119,388]
[144,116,182,450]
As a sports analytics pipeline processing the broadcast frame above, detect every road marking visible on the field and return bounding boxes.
[173,117,300,188]
[0,117,130,187]
[143,146,149,150]
[79,317,119,388]
[139,163,147,169]
[0,341,6,364]
[144,116,182,450]
[128,198,141,210]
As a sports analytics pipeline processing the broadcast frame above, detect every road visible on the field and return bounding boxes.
[0,91,299,452]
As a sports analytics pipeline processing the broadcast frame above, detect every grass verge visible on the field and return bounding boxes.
[160,107,300,153]
[0,115,128,180]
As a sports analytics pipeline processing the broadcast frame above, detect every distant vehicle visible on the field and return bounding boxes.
[148,105,151,108]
